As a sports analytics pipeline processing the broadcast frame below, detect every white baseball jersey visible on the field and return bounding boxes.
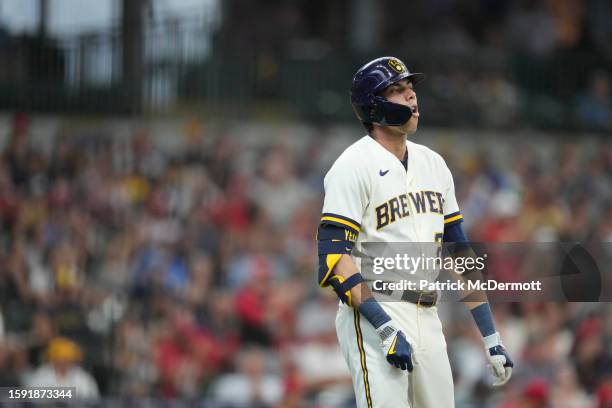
[322,135,462,250]
[322,135,462,408]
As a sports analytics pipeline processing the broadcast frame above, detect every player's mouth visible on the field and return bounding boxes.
[410,105,419,118]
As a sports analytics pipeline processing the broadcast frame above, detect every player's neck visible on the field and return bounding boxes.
[371,130,407,161]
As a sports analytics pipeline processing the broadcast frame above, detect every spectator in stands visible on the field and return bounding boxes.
[112,315,157,397]
[210,346,283,407]
[521,379,550,408]
[251,145,311,228]
[234,268,275,346]
[154,308,225,398]
[290,291,353,406]
[505,0,559,56]
[551,363,593,407]
[576,71,612,132]
[572,317,612,393]
[0,340,20,387]
[596,378,612,408]
[26,337,99,400]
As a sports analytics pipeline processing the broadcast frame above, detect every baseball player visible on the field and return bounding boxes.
[317,56,514,407]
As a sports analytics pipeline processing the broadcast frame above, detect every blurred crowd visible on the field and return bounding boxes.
[218,0,612,62]
[213,0,612,131]
[0,113,611,407]
[1,0,611,130]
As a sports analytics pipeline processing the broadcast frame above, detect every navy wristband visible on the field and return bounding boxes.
[470,303,496,337]
[358,297,391,329]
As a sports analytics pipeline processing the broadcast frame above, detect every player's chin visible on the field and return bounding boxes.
[390,118,418,135]
[404,117,418,134]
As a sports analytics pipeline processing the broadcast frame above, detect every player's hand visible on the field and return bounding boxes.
[376,321,413,371]
[484,332,513,386]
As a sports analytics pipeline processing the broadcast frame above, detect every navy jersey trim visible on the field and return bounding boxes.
[321,213,361,233]
[444,211,463,226]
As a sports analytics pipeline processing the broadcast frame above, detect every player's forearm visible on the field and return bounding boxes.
[445,242,489,304]
[448,263,488,303]
[465,300,487,310]
[332,254,394,330]
[469,302,498,338]
[332,254,372,307]
[444,223,488,303]
[316,223,393,329]
[451,256,514,384]
[453,272,495,339]
[442,225,498,338]
[450,266,496,336]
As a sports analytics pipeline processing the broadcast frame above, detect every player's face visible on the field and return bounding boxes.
[380,79,419,135]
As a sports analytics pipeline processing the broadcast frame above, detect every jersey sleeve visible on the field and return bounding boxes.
[443,164,464,227]
[321,157,369,234]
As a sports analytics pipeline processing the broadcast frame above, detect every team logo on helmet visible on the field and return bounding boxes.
[388,58,405,73]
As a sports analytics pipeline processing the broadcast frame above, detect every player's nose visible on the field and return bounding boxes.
[405,88,416,102]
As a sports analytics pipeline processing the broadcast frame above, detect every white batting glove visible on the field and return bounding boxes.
[483,332,514,386]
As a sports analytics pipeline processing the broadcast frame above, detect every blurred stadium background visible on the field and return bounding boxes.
[0,0,611,407]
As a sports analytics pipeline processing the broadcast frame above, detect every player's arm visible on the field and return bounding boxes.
[443,217,514,386]
[317,221,377,310]
[318,221,414,371]
[441,160,513,386]
[318,159,413,371]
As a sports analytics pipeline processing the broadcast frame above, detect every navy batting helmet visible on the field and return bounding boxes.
[350,56,424,126]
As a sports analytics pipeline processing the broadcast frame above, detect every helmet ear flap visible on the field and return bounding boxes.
[359,96,412,127]
[376,98,413,126]
[352,96,385,125]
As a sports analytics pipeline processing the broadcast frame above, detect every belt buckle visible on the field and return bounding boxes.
[417,291,435,307]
